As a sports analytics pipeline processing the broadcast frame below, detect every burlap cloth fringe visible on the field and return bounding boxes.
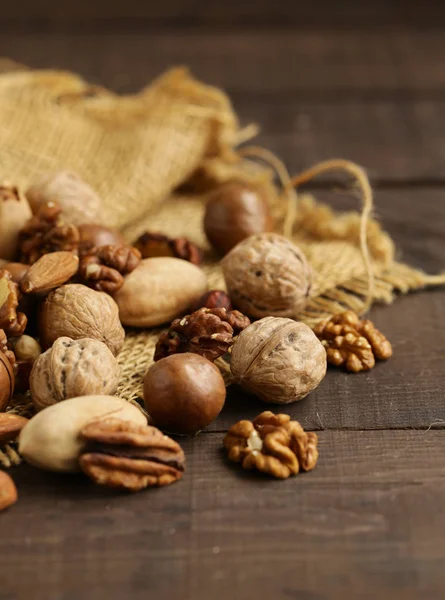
[1,63,444,467]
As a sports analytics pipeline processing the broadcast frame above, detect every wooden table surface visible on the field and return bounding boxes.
[1,3,445,599]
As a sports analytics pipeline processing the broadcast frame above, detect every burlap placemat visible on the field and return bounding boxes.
[1,62,444,467]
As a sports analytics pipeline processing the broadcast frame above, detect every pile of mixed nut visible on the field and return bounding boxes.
[0,173,393,512]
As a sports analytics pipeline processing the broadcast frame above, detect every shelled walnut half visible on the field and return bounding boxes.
[224,411,318,479]
[313,310,392,373]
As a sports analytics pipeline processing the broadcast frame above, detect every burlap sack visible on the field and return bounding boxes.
[1,63,444,467]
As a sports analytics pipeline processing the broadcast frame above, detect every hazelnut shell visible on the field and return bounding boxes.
[230,317,327,404]
[144,353,226,434]
[204,182,273,255]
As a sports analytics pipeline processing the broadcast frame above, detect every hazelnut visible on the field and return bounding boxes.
[78,224,125,254]
[9,335,42,392]
[191,290,233,312]
[39,284,125,356]
[0,185,33,261]
[3,263,29,284]
[114,258,207,327]
[0,350,15,411]
[19,395,147,472]
[30,337,120,411]
[222,233,312,319]
[230,317,327,404]
[144,353,226,434]
[26,171,103,226]
[204,181,274,255]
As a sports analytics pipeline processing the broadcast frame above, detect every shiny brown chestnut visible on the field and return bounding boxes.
[143,353,226,434]
[204,181,274,255]
[78,224,125,254]
[0,350,15,412]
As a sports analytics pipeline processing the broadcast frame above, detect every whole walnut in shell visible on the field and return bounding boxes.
[39,284,125,356]
[230,317,327,404]
[26,171,103,226]
[30,337,120,411]
[222,233,312,319]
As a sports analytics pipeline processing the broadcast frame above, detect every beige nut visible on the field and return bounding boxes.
[20,251,79,294]
[30,337,120,411]
[114,258,207,327]
[222,233,312,319]
[39,284,125,356]
[0,185,33,261]
[230,317,327,404]
[26,171,103,225]
[8,335,42,362]
[19,395,147,472]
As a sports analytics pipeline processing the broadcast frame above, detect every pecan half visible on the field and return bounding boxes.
[79,418,185,491]
[77,245,141,294]
[154,307,251,362]
[0,270,27,336]
[313,310,392,373]
[224,411,318,479]
[135,232,202,265]
[19,201,79,264]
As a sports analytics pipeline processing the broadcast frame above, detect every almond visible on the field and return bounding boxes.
[0,471,17,511]
[0,413,29,445]
[20,251,79,295]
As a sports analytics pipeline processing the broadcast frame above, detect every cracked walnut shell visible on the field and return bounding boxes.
[222,233,312,319]
[39,284,125,356]
[30,337,120,411]
[231,317,327,404]
[224,411,318,479]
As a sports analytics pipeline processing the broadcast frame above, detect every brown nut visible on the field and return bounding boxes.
[30,337,120,411]
[39,284,125,356]
[26,171,103,226]
[222,233,312,319]
[204,181,274,255]
[0,185,33,261]
[3,263,29,284]
[0,413,29,445]
[20,251,79,295]
[144,353,226,434]
[230,317,327,404]
[114,258,207,327]
[0,350,14,411]
[191,290,233,312]
[78,224,125,256]
[0,471,17,511]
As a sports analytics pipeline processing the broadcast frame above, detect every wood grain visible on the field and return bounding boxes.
[2,430,445,600]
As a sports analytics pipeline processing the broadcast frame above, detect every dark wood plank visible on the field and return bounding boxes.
[0,0,444,28]
[2,430,445,600]
[1,31,445,97]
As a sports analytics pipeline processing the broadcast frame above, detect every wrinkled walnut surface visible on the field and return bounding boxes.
[79,418,185,491]
[224,411,318,479]
[0,270,27,337]
[30,337,120,411]
[155,307,250,362]
[222,233,312,319]
[231,317,327,404]
[313,310,393,373]
[78,245,141,294]
[39,284,125,356]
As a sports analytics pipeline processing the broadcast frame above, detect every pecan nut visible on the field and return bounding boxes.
[0,270,27,336]
[19,201,80,264]
[313,310,392,373]
[154,307,251,362]
[78,418,185,491]
[77,245,141,294]
[135,232,202,265]
[224,411,318,479]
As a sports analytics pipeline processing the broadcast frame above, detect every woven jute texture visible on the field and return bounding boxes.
[1,63,445,467]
